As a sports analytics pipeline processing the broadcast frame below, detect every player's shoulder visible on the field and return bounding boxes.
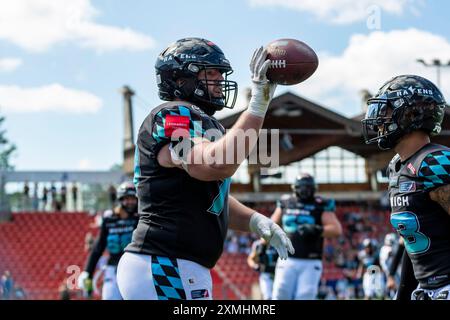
[417,144,450,188]
[419,144,450,168]
[252,239,264,249]
[389,153,401,166]
[277,193,294,207]
[152,101,205,120]
[102,209,114,218]
[315,196,336,212]
[101,210,119,224]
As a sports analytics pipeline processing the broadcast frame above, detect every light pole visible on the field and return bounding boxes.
[416,58,450,87]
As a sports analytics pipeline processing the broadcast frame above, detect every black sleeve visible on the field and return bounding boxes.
[389,243,404,276]
[84,222,108,277]
[396,251,418,300]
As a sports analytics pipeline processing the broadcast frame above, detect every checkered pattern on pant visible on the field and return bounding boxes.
[151,256,186,300]
[419,150,450,190]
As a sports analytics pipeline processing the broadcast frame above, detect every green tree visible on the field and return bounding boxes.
[0,116,16,170]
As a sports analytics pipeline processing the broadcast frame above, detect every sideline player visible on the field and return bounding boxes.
[271,174,342,300]
[78,182,138,300]
[247,238,278,300]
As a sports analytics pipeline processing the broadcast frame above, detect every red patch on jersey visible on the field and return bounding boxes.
[407,163,416,175]
[164,115,190,138]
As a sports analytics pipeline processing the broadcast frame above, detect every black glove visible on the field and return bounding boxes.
[297,224,323,238]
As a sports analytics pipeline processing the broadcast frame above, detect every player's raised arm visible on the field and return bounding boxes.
[157,47,276,181]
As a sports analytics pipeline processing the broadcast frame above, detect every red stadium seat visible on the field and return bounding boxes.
[0,212,96,300]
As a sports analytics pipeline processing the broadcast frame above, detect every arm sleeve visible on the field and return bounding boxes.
[396,251,418,300]
[150,105,205,160]
[418,150,450,191]
[84,222,108,277]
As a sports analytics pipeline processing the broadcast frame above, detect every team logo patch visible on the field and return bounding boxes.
[164,115,190,138]
[399,181,416,193]
[191,289,209,299]
[407,163,416,175]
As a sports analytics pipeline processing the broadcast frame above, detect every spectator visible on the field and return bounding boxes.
[50,182,57,211]
[42,186,48,211]
[1,271,14,300]
[23,181,30,210]
[227,236,239,254]
[60,183,67,210]
[32,182,39,211]
[71,183,78,210]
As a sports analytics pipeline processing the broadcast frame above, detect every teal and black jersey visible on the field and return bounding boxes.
[85,214,138,277]
[125,102,230,269]
[277,194,335,260]
[388,143,450,289]
[253,240,278,274]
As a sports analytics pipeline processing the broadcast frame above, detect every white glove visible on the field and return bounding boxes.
[249,212,295,259]
[77,271,90,290]
[247,46,277,118]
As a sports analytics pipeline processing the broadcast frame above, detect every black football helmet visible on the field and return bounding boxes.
[117,181,137,214]
[155,37,237,115]
[293,173,317,201]
[362,75,446,150]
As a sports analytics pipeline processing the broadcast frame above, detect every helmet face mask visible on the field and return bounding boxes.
[362,75,446,150]
[155,38,238,115]
[293,175,317,201]
[362,98,403,150]
[117,182,137,215]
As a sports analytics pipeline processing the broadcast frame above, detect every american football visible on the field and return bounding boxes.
[266,38,319,85]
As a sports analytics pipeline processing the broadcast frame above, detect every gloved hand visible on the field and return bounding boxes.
[77,271,92,292]
[249,212,295,259]
[297,224,324,238]
[247,46,277,118]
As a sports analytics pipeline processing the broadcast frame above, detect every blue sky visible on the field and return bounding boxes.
[0,0,449,171]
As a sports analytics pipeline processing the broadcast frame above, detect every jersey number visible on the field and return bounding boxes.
[107,233,132,254]
[282,215,315,233]
[390,211,430,254]
[207,178,230,215]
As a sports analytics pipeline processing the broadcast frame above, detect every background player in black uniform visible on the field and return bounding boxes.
[247,238,278,300]
[362,74,450,300]
[116,38,294,300]
[78,182,138,300]
[271,174,342,300]
[356,238,384,299]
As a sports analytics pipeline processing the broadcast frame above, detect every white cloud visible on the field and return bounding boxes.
[0,83,102,113]
[0,58,22,72]
[294,28,450,116]
[249,0,424,24]
[0,0,155,52]
[77,158,92,170]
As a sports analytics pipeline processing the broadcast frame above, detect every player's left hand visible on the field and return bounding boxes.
[247,47,277,118]
[249,212,295,259]
[297,224,323,237]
